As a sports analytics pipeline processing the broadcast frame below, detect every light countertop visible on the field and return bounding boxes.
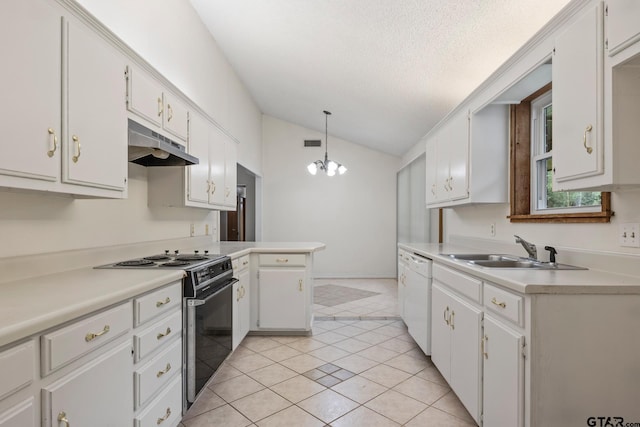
[399,242,640,295]
[0,240,325,348]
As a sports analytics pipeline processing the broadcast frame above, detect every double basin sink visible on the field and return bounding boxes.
[441,253,587,270]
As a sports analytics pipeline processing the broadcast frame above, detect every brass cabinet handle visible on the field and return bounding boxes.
[167,104,173,122]
[71,135,81,163]
[491,297,507,309]
[444,306,450,326]
[156,297,170,308]
[431,183,436,196]
[211,181,216,195]
[236,288,240,302]
[583,124,593,154]
[242,260,249,266]
[482,335,489,359]
[157,97,163,117]
[58,411,70,426]
[85,325,110,342]
[156,363,171,378]
[450,310,455,330]
[298,279,303,291]
[225,187,230,198]
[156,327,171,340]
[276,258,288,263]
[157,407,171,425]
[47,128,58,157]
[240,285,245,298]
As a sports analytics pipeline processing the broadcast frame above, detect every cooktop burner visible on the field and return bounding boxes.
[95,250,224,270]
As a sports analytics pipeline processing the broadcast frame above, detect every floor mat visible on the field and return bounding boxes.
[314,284,380,307]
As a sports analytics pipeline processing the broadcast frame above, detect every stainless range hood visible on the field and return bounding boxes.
[128,119,198,166]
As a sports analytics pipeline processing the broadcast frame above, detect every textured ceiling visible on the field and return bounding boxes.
[190,0,571,157]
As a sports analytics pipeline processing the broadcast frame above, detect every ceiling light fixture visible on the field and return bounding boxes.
[307,110,347,176]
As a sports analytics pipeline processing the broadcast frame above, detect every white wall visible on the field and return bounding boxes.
[0,165,216,258]
[262,116,400,278]
[75,0,263,175]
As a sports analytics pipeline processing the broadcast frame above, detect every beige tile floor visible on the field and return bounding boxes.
[180,279,477,426]
[313,278,399,319]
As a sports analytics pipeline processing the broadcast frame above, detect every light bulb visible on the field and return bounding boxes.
[307,162,318,175]
[326,160,338,172]
[327,168,336,177]
[338,165,347,175]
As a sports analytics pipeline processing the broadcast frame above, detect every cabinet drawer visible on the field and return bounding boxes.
[134,309,182,363]
[0,398,35,427]
[433,264,481,303]
[484,283,524,327]
[41,302,131,375]
[134,282,182,327]
[237,255,250,270]
[259,253,306,267]
[0,341,34,400]
[134,339,181,409]
[134,375,182,427]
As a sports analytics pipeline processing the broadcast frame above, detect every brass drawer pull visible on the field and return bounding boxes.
[58,411,70,426]
[156,363,171,378]
[299,279,303,291]
[444,306,450,326]
[482,335,489,359]
[450,310,455,330]
[167,104,173,122]
[157,407,171,425]
[85,325,110,342]
[156,297,171,308]
[156,327,171,340]
[491,297,507,308]
[583,124,593,154]
[276,258,288,263]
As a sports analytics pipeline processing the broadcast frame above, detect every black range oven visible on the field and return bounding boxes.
[183,255,237,408]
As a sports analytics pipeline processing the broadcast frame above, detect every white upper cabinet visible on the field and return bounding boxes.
[64,15,127,191]
[552,3,604,188]
[606,0,640,56]
[126,66,189,142]
[425,104,508,208]
[224,138,238,208]
[0,0,127,197]
[187,112,211,205]
[0,0,61,184]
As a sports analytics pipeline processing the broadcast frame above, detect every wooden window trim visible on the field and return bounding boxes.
[508,83,612,224]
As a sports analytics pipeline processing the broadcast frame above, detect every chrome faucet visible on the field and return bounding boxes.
[514,235,537,260]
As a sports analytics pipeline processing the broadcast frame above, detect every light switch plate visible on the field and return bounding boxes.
[619,223,640,247]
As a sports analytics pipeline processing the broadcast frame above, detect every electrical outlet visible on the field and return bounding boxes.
[190,223,195,237]
[490,223,496,237]
[619,223,640,247]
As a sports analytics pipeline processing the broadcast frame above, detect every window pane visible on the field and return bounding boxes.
[544,104,552,153]
[543,159,601,209]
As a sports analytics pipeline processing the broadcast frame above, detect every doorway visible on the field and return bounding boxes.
[225,186,246,241]
[220,164,259,242]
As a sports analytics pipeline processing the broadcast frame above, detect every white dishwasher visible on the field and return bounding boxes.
[403,252,432,355]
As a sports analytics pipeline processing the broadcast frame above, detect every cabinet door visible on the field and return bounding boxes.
[552,3,604,186]
[430,283,452,381]
[224,138,238,208]
[126,66,163,128]
[447,109,469,201]
[0,0,61,182]
[162,93,189,141]
[65,17,127,191]
[42,342,133,427]
[232,279,242,350]
[209,126,226,206]
[425,138,438,205]
[607,0,640,56]
[187,113,211,205]
[258,268,306,329]
[449,293,482,424]
[239,269,251,341]
[483,315,525,427]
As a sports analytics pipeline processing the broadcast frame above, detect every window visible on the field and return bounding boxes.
[530,91,601,214]
[509,83,611,223]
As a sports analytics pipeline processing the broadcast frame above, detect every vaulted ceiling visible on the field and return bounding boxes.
[190,0,571,156]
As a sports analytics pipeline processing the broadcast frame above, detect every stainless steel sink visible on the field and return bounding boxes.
[440,253,587,270]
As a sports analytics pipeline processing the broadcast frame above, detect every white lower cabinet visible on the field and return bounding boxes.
[482,315,524,427]
[232,255,251,350]
[431,282,482,424]
[41,341,133,427]
[258,268,307,329]
[402,254,431,355]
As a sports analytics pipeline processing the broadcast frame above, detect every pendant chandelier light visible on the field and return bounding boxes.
[307,110,347,176]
